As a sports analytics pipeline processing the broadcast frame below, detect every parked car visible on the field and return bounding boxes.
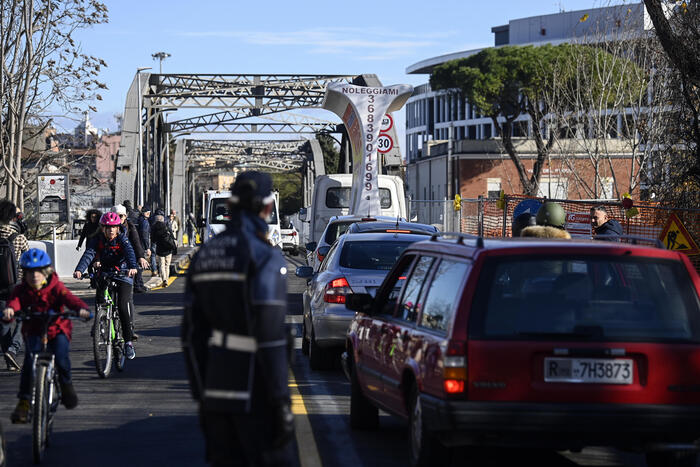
[305,215,406,270]
[296,231,429,370]
[344,234,700,467]
[345,220,439,236]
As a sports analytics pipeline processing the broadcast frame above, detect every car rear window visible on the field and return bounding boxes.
[469,255,700,342]
[339,240,415,270]
[325,187,392,209]
[324,221,354,244]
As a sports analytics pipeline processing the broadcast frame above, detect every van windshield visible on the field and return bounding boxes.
[469,256,700,342]
[326,187,392,209]
[209,198,230,224]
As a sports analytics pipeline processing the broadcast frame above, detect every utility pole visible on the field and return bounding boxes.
[151,51,171,74]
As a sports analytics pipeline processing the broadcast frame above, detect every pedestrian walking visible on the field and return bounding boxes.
[76,209,102,250]
[590,205,623,241]
[136,207,152,292]
[0,199,29,372]
[182,171,294,467]
[151,215,176,288]
[186,213,197,246]
[169,209,181,247]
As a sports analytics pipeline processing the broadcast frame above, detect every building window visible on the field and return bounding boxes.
[537,177,569,199]
[487,178,502,198]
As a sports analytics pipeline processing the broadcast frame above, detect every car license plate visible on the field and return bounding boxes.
[544,358,633,384]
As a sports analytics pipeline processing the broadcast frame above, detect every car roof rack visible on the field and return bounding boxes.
[430,232,484,248]
[593,234,665,248]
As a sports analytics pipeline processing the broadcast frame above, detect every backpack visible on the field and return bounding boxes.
[0,233,19,297]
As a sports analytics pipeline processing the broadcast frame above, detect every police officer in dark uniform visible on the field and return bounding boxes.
[182,171,294,467]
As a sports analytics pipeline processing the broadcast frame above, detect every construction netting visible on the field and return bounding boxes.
[454,195,700,274]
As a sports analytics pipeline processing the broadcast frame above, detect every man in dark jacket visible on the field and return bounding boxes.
[590,205,623,241]
[77,209,102,250]
[150,215,176,288]
[137,208,152,288]
[112,205,149,293]
[182,171,294,466]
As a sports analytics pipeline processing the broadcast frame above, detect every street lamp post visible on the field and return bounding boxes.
[151,52,171,74]
[136,66,151,206]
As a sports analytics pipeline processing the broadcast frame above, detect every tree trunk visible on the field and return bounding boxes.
[494,116,535,195]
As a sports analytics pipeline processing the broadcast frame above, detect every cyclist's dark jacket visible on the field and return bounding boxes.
[75,232,138,285]
[182,210,289,413]
[4,273,88,341]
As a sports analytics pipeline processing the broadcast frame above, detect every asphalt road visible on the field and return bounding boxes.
[0,254,653,467]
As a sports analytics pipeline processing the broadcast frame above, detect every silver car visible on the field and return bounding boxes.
[296,231,431,370]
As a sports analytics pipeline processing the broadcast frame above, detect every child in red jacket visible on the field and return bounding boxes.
[2,249,90,423]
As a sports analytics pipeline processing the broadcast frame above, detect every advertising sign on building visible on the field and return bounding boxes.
[322,83,412,216]
[37,173,70,225]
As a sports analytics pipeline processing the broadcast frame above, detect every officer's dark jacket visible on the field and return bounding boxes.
[182,209,289,413]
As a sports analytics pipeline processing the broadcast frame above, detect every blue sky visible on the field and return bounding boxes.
[66,0,625,145]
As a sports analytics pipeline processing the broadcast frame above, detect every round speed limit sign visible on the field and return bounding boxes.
[377,134,394,153]
[380,114,393,133]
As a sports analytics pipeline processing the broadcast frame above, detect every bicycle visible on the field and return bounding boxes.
[90,269,130,378]
[14,308,91,464]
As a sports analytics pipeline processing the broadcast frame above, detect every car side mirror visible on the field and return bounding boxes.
[317,245,330,259]
[299,207,308,222]
[305,242,317,251]
[346,293,373,313]
[295,266,314,279]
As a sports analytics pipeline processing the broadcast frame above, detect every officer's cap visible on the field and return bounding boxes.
[230,171,274,207]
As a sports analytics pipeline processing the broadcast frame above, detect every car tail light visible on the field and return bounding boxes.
[443,340,467,394]
[291,231,297,236]
[317,250,325,262]
[385,229,411,233]
[324,277,353,304]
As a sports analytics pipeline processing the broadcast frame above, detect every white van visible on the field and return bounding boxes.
[203,190,282,249]
[300,174,407,246]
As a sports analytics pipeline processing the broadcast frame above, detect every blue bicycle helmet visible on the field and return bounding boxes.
[20,248,52,269]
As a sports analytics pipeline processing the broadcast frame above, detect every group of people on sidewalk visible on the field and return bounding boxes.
[77,202,183,290]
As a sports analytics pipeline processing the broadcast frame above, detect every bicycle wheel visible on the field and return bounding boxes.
[92,305,113,378]
[32,365,49,464]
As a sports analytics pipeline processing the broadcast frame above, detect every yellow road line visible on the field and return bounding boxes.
[289,369,322,467]
[150,258,189,290]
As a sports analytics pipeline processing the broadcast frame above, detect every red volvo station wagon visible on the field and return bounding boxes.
[343,235,700,467]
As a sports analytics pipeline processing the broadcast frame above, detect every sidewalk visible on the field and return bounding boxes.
[60,246,197,296]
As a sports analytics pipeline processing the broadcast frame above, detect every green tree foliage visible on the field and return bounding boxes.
[430,44,644,196]
[317,133,340,173]
[271,172,301,215]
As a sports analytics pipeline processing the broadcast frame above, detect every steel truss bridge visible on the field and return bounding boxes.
[114,73,403,220]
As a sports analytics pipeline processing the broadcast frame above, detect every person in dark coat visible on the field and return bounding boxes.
[590,205,623,241]
[77,209,102,250]
[150,215,175,288]
[182,171,294,467]
[112,206,148,282]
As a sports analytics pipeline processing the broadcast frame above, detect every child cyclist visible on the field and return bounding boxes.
[74,212,138,358]
[2,249,91,423]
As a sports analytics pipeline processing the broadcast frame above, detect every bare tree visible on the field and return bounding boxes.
[0,0,108,209]
[541,5,671,201]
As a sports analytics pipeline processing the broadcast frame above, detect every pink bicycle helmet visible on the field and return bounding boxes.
[100,212,122,226]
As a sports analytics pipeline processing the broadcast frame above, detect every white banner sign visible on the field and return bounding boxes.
[322,83,412,216]
[566,212,592,238]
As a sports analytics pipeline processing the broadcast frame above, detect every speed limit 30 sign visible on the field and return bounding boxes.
[377,134,394,153]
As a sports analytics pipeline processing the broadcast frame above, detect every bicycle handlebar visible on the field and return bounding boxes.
[14,308,93,322]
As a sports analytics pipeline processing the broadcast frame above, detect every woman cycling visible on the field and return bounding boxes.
[74,212,138,359]
[3,249,91,423]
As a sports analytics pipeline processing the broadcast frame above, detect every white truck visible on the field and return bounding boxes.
[202,189,282,248]
[299,173,407,247]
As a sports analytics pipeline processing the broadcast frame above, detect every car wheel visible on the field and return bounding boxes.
[408,385,448,467]
[301,322,309,356]
[309,328,331,370]
[349,352,378,430]
[646,451,698,467]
